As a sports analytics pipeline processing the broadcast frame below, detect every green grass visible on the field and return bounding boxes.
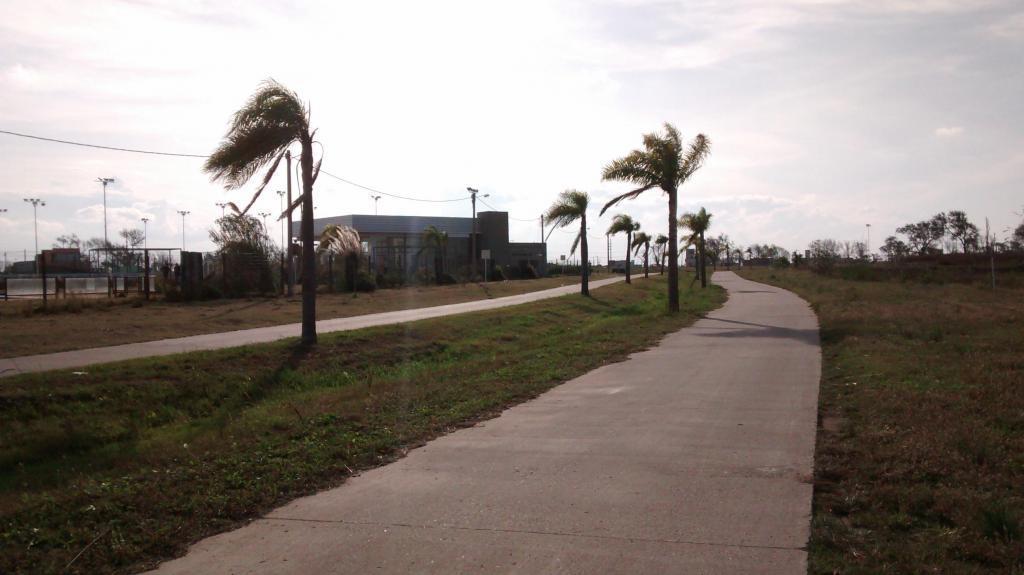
[0,274,723,574]
[739,268,1024,574]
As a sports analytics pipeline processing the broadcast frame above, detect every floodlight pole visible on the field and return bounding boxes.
[177,210,190,251]
[216,202,227,217]
[23,198,45,258]
[258,212,271,235]
[372,195,381,215]
[141,217,149,250]
[286,151,294,297]
[97,177,114,247]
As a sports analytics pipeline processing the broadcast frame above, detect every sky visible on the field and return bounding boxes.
[1,0,1022,263]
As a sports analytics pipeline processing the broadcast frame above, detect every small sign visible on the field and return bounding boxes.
[481,249,491,260]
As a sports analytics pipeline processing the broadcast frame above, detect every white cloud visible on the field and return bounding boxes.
[935,126,965,137]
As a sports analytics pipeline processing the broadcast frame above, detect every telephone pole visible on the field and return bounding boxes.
[141,217,149,250]
[466,187,488,280]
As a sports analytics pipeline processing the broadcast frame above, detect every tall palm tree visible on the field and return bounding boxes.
[205,79,322,345]
[655,234,669,275]
[607,214,639,284]
[417,225,449,284]
[632,231,652,279]
[680,208,712,288]
[601,123,711,312]
[545,190,591,296]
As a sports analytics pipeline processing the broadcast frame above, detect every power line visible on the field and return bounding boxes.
[1,128,471,204]
[478,196,539,221]
[0,129,208,158]
[318,170,470,203]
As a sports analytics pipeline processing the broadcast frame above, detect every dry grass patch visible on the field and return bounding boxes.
[740,268,1024,574]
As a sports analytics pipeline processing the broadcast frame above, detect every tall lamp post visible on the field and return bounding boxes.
[23,198,45,258]
[216,202,228,217]
[141,217,150,250]
[258,212,271,236]
[1,208,7,272]
[276,191,286,248]
[371,194,381,215]
[466,187,488,280]
[177,210,190,251]
[97,177,115,247]
[865,223,871,260]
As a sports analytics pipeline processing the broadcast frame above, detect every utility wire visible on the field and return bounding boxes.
[0,129,208,158]
[0,128,470,204]
[318,170,470,203]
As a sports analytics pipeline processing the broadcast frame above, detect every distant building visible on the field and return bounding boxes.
[294,212,546,277]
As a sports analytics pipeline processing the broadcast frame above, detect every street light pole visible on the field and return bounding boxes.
[277,191,286,249]
[371,194,381,215]
[23,198,45,258]
[97,177,115,247]
[466,187,488,280]
[865,223,871,259]
[258,212,271,236]
[177,210,190,251]
[141,217,150,250]
[216,202,227,218]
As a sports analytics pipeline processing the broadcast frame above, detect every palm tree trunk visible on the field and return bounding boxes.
[644,244,649,278]
[667,187,679,311]
[625,231,632,284]
[699,231,707,289]
[580,216,589,297]
[299,139,317,345]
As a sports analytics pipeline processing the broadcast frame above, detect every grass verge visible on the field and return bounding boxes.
[0,274,613,359]
[739,268,1024,573]
[0,274,722,574]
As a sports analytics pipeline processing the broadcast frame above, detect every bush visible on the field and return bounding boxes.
[488,266,506,281]
[438,272,458,285]
[355,272,377,292]
[375,272,405,289]
[525,264,540,279]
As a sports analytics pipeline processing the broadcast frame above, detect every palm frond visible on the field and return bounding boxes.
[606,214,637,236]
[599,185,655,216]
[277,193,305,221]
[677,133,711,185]
[318,224,361,255]
[655,233,669,246]
[570,229,583,256]
[632,231,651,254]
[545,189,590,229]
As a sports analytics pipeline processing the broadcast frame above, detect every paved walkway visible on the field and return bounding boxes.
[148,271,821,574]
[0,277,625,378]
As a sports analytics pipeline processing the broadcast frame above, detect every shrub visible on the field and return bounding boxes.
[525,264,540,279]
[355,272,377,292]
[488,266,506,281]
[438,272,458,285]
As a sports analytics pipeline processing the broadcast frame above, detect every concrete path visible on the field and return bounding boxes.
[148,271,821,574]
[0,276,626,378]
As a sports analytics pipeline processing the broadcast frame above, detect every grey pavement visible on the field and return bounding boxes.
[148,271,821,574]
[0,276,626,378]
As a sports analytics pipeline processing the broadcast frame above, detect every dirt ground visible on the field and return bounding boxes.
[0,274,612,358]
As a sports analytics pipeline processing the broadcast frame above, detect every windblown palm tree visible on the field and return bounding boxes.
[417,225,449,284]
[655,234,669,275]
[545,190,591,296]
[317,224,360,256]
[632,231,652,279]
[601,124,710,311]
[607,214,639,284]
[680,207,712,288]
[204,79,322,345]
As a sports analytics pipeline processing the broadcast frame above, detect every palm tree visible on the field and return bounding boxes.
[655,234,669,275]
[601,124,710,312]
[680,208,712,288]
[632,232,652,279]
[607,214,639,284]
[417,225,449,284]
[545,190,591,296]
[205,79,322,345]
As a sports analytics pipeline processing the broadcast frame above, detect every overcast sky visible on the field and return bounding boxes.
[1,0,1022,262]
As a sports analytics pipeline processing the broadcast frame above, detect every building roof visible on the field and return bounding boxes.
[294,213,503,239]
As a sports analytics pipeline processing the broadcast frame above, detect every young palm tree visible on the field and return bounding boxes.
[655,234,669,275]
[545,190,591,296]
[607,214,639,284]
[204,79,322,345]
[680,208,712,288]
[417,225,449,284]
[601,124,711,311]
[632,231,652,279]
